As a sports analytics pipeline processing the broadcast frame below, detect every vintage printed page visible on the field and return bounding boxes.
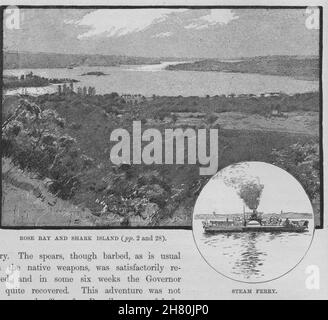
[1,0,327,303]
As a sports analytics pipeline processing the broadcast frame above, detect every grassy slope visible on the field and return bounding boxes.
[2,158,100,227]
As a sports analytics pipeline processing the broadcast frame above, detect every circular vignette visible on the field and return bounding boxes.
[192,161,315,284]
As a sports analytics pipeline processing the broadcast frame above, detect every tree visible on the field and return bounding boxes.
[171,113,178,124]
[206,113,218,125]
[2,99,90,200]
[271,141,320,200]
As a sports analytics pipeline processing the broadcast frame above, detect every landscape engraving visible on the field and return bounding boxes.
[2,7,321,228]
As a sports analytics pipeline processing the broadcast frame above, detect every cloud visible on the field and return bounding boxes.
[68,9,187,38]
[185,23,208,30]
[184,9,238,30]
[152,31,173,38]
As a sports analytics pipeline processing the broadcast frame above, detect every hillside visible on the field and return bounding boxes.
[3,51,161,69]
[2,158,99,227]
[2,91,320,227]
[166,56,320,80]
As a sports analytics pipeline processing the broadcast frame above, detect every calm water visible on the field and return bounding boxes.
[3,61,319,97]
[193,219,314,282]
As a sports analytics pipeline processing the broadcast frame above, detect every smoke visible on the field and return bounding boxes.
[214,163,265,211]
[237,181,264,211]
[215,163,264,211]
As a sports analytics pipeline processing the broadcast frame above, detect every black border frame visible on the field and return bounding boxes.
[0,5,324,230]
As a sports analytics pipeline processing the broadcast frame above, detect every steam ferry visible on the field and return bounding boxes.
[202,211,309,234]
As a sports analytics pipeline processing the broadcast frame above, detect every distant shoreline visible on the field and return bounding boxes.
[3,51,162,69]
[166,56,320,81]
[4,52,320,81]
[166,69,318,82]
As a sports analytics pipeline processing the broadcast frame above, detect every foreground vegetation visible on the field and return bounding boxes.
[2,90,321,226]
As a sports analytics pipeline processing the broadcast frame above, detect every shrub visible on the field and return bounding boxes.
[70,122,82,130]
[2,99,92,200]
[271,141,320,200]
[206,113,218,125]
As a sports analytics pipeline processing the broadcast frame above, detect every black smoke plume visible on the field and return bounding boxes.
[237,181,264,211]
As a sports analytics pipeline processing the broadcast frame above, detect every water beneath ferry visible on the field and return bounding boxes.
[193,219,313,282]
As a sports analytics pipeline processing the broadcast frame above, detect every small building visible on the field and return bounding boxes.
[121,94,145,105]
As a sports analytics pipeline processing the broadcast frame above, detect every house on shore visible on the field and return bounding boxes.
[121,94,145,105]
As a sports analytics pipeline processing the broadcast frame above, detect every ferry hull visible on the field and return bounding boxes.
[204,225,308,233]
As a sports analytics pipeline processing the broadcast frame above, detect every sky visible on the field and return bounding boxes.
[193,162,313,216]
[3,8,319,58]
